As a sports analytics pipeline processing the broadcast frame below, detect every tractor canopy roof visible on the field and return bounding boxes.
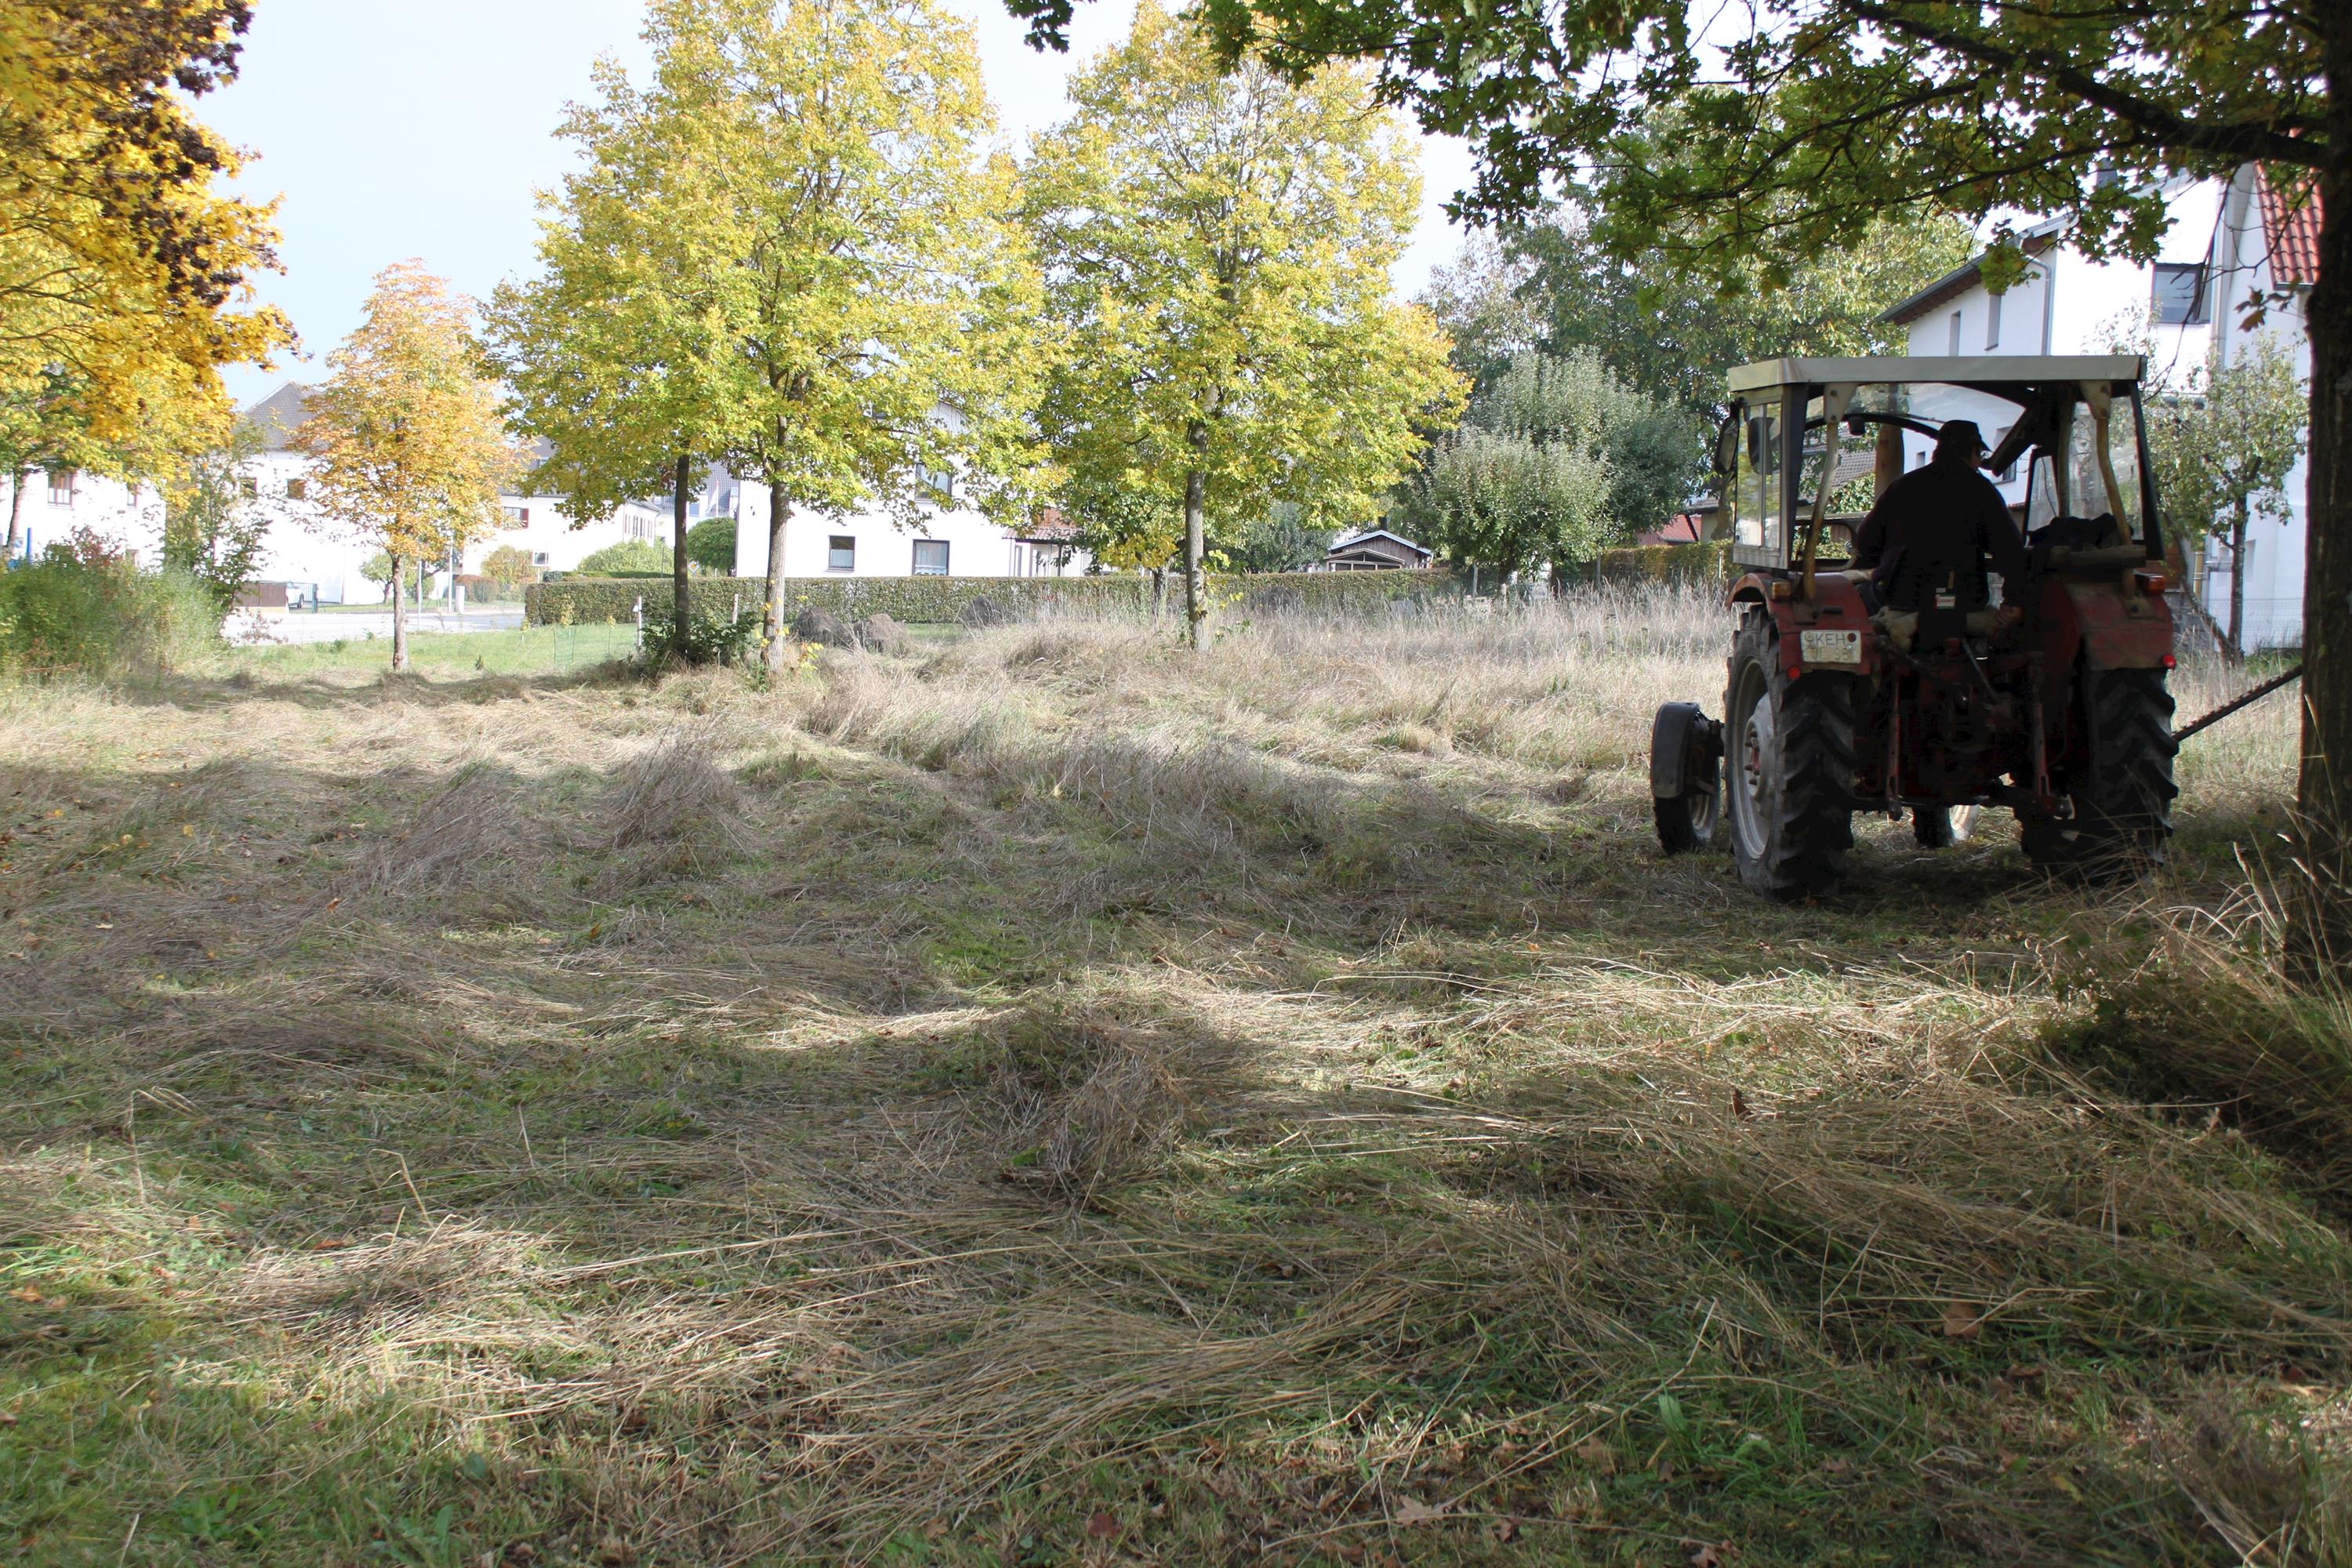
[1726,354,2146,399]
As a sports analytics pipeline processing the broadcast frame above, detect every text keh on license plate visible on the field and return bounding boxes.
[1800,628,1864,665]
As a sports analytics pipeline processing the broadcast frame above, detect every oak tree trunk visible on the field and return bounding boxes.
[673,453,692,642]
[2296,63,2352,970]
[389,550,410,671]
[764,497,791,673]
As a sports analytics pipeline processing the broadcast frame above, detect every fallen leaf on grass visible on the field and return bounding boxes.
[9,1287,41,1302]
[1686,1542,1739,1567]
[1392,1497,1445,1526]
[1086,1511,1118,1540]
[1573,1437,1620,1475]
[1941,1302,1984,1340]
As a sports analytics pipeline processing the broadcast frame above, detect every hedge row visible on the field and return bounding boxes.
[524,569,1455,626]
[1588,541,1734,587]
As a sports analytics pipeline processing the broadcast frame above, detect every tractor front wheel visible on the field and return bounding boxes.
[1724,609,1856,899]
[2020,664,2177,880]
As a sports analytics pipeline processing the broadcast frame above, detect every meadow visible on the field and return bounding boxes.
[2,588,2346,1566]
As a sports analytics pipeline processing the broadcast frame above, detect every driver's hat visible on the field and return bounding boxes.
[1935,419,1991,459]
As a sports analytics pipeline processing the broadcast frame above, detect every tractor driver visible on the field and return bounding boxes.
[1850,419,2029,616]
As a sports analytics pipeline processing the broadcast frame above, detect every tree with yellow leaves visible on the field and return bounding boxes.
[0,2,292,470]
[555,0,1048,672]
[1025,3,1463,647]
[303,263,518,671]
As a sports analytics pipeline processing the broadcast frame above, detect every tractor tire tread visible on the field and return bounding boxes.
[2024,665,2177,880]
[1729,612,1856,900]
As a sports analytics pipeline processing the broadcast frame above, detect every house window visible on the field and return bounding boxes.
[2152,262,2209,325]
[503,504,529,524]
[911,539,949,576]
[916,462,954,500]
[1985,290,2003,350]
[827,535,856,572]
[532,551,550,566]
[238,474,260,499]
[285,477,307,500]
[1946,310,1963,355]
[46,470,74,506]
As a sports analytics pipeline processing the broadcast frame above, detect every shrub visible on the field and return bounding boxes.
[642,604,762,667]
[575,539,673,575]
[481,544,537,593]
[685,517,737,572]
[524,570,1454,626]
[0,553,222,677]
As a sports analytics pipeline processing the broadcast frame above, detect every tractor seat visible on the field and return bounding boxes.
[1874,606,2000,653]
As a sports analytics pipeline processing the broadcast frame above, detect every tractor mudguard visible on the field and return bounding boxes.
[1729,573,1878,680]
[2038,578,2173,672]
[1650,702,1718,797]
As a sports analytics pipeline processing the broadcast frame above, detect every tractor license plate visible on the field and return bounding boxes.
[1800,629,1864,665]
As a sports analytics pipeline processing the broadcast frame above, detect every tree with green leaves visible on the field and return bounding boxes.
[1401,350,1700,584]
[1025,1,1463,647]
[481,543,536,597]
[1224,507,1336,574]
[1508,211,1973,418]
[303,263,517,671]
[485,18,749,646]
[1007,0,2352,959]
[2143,339,2310,659]
[684,517,735,574]
[543,0,1045,672]
[158,421,276,612]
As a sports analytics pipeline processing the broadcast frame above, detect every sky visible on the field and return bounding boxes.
[203,0,1476,410]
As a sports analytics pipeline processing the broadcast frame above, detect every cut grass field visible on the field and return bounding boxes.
[2,590,2347,1566]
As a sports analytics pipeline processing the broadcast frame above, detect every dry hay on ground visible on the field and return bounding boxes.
[0,590,2343,1567]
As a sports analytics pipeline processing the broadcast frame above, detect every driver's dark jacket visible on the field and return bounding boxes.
[1850,457,2029,612]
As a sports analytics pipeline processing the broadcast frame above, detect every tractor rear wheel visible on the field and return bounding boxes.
[2020,665,2177,880]
[1913,804,1981,848]
[1724,609,1856,899]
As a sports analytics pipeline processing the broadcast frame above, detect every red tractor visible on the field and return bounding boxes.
[1650,355,2179,899]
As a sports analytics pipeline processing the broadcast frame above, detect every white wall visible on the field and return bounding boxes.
[7,452,667,605]
[2200,165,2310,650]
[731,480,1091,581]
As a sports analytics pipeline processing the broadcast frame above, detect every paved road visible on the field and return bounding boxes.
[227,610,525,645]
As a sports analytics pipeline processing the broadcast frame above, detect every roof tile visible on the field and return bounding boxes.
[2258,165,2322,287]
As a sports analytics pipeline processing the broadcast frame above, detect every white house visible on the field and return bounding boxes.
[2199,165,2319,652]
[729,403,1091,580]
[1880,179,2221,521]
[5,382,671,603]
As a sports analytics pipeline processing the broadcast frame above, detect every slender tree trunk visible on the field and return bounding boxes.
[390,550,410,671]
[2227,498,2249,662]
[673,454,693,642]
[5,466,26,559]
[764,496,791,672]
[1181,423,1209,650]
[2296,71,2352,970]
